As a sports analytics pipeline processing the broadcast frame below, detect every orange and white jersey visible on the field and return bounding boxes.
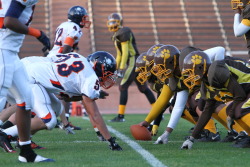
[47,21,83,62]
[0,0,38,52]
[23,52,100,100]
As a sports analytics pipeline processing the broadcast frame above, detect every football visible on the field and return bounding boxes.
[130,124,152,141]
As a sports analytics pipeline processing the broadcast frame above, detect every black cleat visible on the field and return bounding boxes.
[109,115,125,122]
[196,130,221,142]
[221,130,238,142]
[0,132,16,153]
[232,136,250,148]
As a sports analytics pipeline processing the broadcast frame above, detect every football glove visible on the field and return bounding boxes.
[108,137,122,151]
[64,123,75,134]
[154,131,169,144]
[117,69,125,78]
[37,31,51,52]
[99,90,109,99]
[227,116,235,131]
[181,136,194,149]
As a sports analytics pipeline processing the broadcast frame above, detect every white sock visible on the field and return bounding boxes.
[3,125,18,137]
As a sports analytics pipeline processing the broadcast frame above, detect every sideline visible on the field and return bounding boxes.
[82,117,167,167]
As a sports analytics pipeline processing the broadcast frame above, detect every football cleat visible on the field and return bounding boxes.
[221,130,238,142]
[108,137,122,151]
[196,130,221,142]
[232,136,250,148]
[0,132,16,153]
[19,154,55,163]
[96,131,106,141]
[16,140,46,150]
[31,141,46,149]
[109,115,125,122]
[234,131,248,141]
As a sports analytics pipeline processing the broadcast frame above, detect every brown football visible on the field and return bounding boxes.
[130,124,152,141]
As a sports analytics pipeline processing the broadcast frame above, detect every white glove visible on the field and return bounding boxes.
[227,116,235,131]
[154,131,169,144]
[181,136,194,149]
[64,124,75,134]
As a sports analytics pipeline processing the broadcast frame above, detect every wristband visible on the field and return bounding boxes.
[28,27,41,38]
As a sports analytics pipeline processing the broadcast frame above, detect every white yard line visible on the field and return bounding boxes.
[82,117,167,167]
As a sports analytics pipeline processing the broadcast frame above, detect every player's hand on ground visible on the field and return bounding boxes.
[64,123,75,134]
[37,31,51,52]
[181,136,194,149]
[108,137,122,151]
[139,121,150,128]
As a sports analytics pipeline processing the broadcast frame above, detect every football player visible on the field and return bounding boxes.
[0,51,122,152]
[231,0,250,59]
[135,44,197,136]
[138,45,229,144]
[181,51,250,149]
[0,0,53,163]
[47,5,91,131]
[106,13,156,122]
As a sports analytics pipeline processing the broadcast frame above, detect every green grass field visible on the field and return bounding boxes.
[1,114,249,167]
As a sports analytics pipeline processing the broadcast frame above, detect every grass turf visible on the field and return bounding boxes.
[0,114,249,167]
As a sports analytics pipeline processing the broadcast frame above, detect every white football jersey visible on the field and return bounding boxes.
[0,0,38,52]
[24,52,100,100]
[47,21,83,62]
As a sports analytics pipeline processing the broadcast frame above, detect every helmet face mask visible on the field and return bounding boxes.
[68,6,91,28]
[182,69,201,89]
[231,0,250,9]
[152,45,180,83]
[88,51,117,89]
[135,52,152,85]
[107,13,122,32]
[181,51,211,90]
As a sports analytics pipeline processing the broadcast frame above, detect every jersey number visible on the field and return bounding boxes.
[57,61,84,77]
[55,53,84,77]
[54,28,63,46]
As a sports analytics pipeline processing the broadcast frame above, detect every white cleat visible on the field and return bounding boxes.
[18,154,55,163]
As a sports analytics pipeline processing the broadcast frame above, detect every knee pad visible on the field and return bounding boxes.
[42,112,57,130]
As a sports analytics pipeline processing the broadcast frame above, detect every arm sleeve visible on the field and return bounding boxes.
[192,99,216,139]
[234,13,250,37]
[116,47,122,70]
[167,90,189,129]
[204,46,225,62]
[119,41,129,70]
[145,84,173,123]
[5,1,25,18]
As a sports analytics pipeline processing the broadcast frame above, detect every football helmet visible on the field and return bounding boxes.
[152,45,180,82]
[135,52,151,84]
[87,51,117,89]
[135,44,164,84]
[179,46,203,73]
[147,44,165,68]
[107,13,123,32]
[68,6,91,28]
[182,51,212,90]
[231,0,250,10]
